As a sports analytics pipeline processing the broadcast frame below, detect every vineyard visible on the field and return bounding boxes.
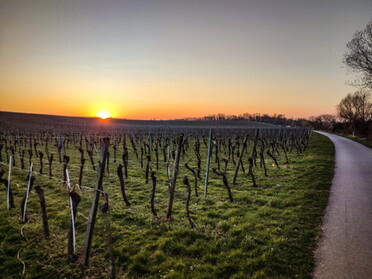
[0,114,334,279]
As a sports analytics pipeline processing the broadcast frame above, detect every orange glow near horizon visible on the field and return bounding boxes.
[97,111,111,119]
[0,86,337,120]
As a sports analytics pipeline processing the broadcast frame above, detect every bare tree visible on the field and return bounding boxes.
[337,90,372,136]
[344,21,372,88]
[338,94,356,124]
[353,90,372,122]
[310,114,337,131]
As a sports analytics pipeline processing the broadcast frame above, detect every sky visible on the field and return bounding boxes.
[1,0,372,120]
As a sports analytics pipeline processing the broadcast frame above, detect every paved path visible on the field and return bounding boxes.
[314,131,372,279]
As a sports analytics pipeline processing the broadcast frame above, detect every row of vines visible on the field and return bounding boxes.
[0,125,312,277]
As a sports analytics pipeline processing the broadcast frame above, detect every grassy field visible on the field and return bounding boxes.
[0,132,334,279]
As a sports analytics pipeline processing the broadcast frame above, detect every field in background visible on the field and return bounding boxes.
[0,111,276,131]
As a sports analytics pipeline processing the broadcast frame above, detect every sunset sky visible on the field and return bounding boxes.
[1,0,372,119]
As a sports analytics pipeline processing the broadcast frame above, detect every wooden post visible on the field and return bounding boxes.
[81,137,109,266]
[166,144,171,180]
[7,156,12,210]
[0,143,3,162]
[204,129,213,197]
[22,163,33,223]
[39,151,44,174]
[150,172,157,217]
[48,153,53,178]
[17,134,21,166]
[145,155,151,184]
[166,134,183,220]
[251,129,260,166]
[232,133,249,185]
[123,147,128,178]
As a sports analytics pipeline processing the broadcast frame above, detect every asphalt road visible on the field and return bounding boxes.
[313,131,372,279]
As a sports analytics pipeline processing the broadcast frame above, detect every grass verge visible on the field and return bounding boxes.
[331,132,372,149]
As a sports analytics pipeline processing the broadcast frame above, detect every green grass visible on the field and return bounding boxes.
[332,132,372,148]
[0,132,334,278]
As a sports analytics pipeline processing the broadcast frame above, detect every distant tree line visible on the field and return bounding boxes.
[179,113,308,126]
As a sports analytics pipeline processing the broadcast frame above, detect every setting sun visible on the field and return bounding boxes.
[97,111,111,119]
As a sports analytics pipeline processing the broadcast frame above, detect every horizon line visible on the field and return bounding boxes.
[0,109,318,121]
